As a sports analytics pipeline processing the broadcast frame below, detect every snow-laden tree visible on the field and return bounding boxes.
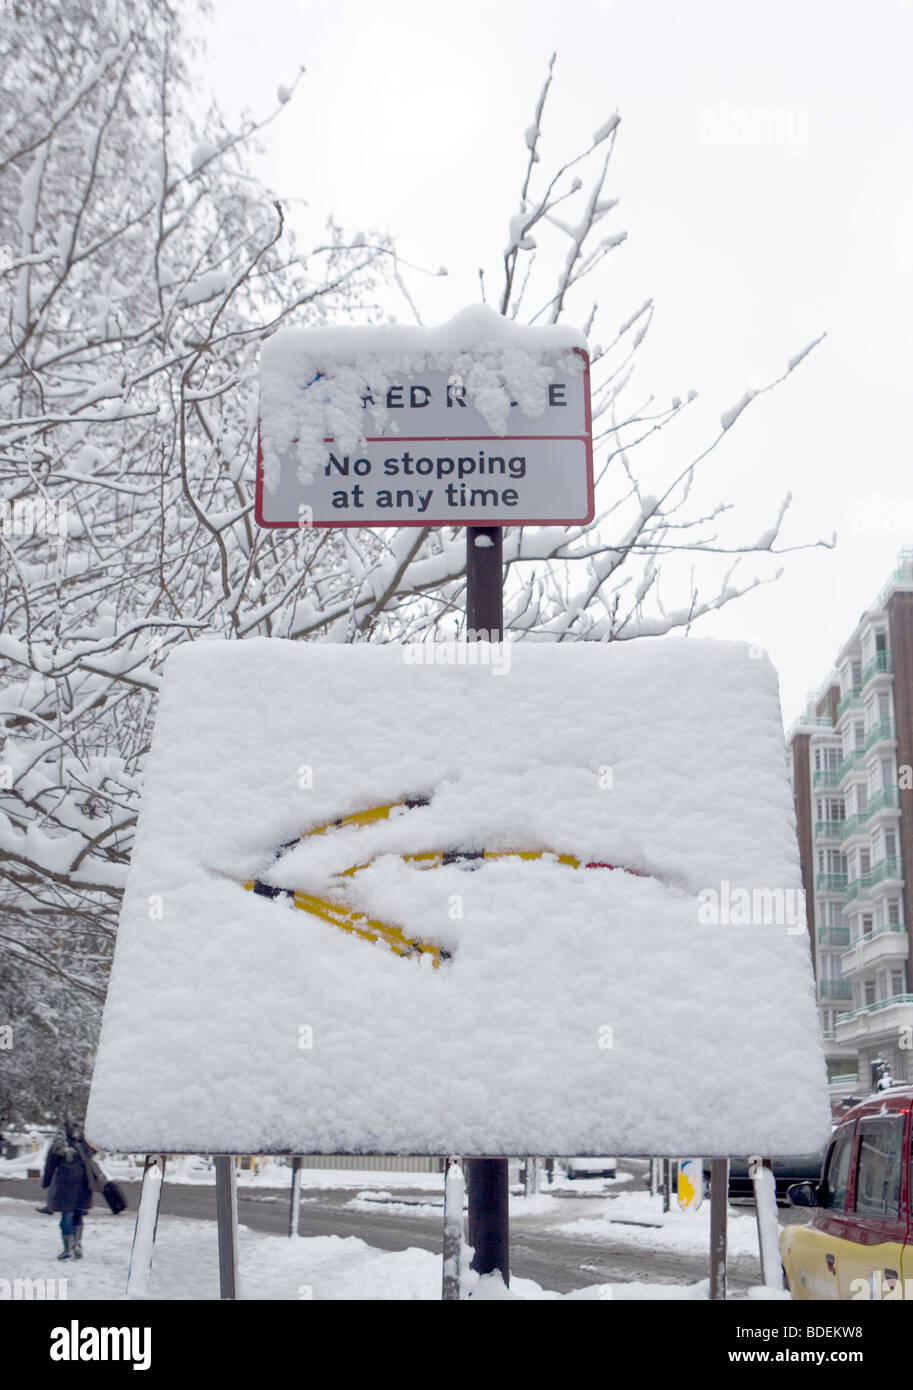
[0,0,395,1117]
[245,58,829,649]
[0,25,827,1117]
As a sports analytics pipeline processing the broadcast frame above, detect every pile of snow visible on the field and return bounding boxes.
[560,1188,783,1262]
[86,638,829,1156]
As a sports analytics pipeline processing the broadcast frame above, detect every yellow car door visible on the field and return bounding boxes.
[780,1121,854,1300]
[835,1111,908,1300]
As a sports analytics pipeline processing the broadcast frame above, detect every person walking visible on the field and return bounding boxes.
[41,1115,93,1260]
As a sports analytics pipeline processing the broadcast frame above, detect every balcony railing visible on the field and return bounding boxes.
[819,926,851,946]
[837,690,863,719]
[865,786,901,819]
[845,857,904,901]
[816,819,846,840]
[864,718,897,752]
[816,872,848,893]
[838,814,866,842]
[819,979,853,1000]
[869,855,903,886]
[813,769,843,789]
[836,992,913,1025]
[838,751,867,780]
[841,922,907,955]
[861,651,893,688]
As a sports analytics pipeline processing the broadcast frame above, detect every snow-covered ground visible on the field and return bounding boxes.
[0,1182,786,1301]
[558,1188,782,1261]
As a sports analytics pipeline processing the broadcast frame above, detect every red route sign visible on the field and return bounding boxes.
[256,347,593,529]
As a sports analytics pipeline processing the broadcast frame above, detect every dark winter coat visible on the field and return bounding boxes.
[41,1134,93,1214]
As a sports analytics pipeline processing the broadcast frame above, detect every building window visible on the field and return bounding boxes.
[890,968,906,997]
[864,978,877,1006]
[888,899,901,925]
[820,953,842,980]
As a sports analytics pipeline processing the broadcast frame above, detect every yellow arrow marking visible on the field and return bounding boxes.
[243,798,649,969]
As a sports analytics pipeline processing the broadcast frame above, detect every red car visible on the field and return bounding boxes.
[780,1085,913,1300]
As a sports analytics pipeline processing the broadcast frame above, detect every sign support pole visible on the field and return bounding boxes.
[752,1158,780,1288]
[442,1155,466,1300]
[709,1157,729,1300]
[125,1153,166,1300]
[215,1154,240,1299]
[464,523,510,1286]
[288,1154,302,1237]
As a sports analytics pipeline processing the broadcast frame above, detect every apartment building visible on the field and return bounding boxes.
[788,552,913,1098]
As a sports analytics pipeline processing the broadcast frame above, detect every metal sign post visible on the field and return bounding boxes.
[442,1155,466,1300]
[288,1154,303,1237]
[464,522,510,1285]
[709,1157,729,1300]
[125,1153,166,1300]
[214,1154,240,1300]
[751,1158,780,1288]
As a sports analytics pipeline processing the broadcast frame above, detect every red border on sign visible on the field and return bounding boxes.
[255,346,595,529]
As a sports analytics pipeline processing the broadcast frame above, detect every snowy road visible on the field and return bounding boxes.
[2,1166,806,1296]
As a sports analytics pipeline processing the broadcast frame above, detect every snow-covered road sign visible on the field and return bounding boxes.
[86,638,831,1158]
[255,306,594,527]
[677,1158,704,1211]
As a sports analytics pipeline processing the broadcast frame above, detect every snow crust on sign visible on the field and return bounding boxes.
[258,304,586,489]
[86,638,830,1156]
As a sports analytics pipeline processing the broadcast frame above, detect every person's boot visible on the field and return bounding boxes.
[73,1227,83,1260]
[57,1234,74,1261]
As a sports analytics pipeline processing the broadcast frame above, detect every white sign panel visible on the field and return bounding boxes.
[85,638,831,1157]
[256,310,594,528]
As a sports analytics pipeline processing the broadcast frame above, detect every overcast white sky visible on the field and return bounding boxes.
[199,0,913,724]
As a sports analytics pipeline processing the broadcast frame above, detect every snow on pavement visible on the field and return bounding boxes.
[0,1195,784,1301]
